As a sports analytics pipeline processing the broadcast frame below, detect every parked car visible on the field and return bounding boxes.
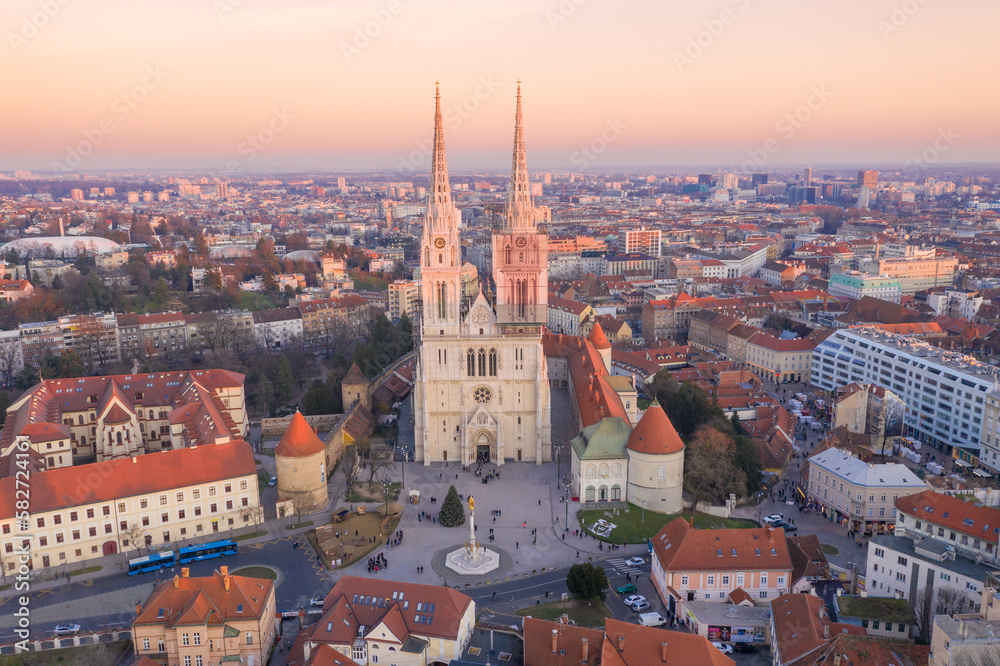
[783,524,798,533]
[630,601,651,612]
[623,594,646,607]
[734,643,758,654]
[711,641,734,655]
[54,624,80,636]
[267,476,277,487]
[310,596,325,607]
[625,557,644,566]
[616,583,637,595]
[763,514,785,525]
[769,520,790,529]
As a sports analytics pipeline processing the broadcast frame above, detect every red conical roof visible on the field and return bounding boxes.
[627,401,684,455]
[588,321,611,350]
[275,411,325,458]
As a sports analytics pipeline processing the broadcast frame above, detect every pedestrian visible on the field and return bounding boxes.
[516,541,519,549]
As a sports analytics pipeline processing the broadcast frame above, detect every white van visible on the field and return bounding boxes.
[638,612,666,627]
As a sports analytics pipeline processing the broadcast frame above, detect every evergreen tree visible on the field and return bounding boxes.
[438,485,466,527]
[566,563,609,600]
[275,355,294,404]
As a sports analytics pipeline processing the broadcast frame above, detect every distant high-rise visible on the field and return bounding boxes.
[697,174,713,186]
[721,173,738,190]
[337,176,346,189]
[857,186,872,210]
[70,189,84,201]
[751,173,768,186]
[802,167,812,186]
[623,227,662,258]
[216,182,228,199]
[857,170,878,188]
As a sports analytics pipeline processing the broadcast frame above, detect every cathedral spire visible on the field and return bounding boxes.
[427,82,457,235]
[505,80,534,232]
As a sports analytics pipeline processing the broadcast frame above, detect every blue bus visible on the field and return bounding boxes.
[178,539,238,564]
[128,550,177,576]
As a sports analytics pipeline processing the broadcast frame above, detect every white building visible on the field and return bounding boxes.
[926,289,983,321]
[251,307,303,350]
[806,447,926,535]
[413,85,551,465]
[865,534,989,608]
[811,327,1000,460]
[828,272,902,304]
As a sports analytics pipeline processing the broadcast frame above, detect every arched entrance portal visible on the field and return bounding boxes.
[471,429,496,464]
[102,541,117,556]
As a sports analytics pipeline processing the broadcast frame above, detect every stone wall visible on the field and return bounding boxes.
[261,413,341,437]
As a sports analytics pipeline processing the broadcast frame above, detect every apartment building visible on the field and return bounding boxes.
[806,448,926,535]
[981,391,1000,474]
[1,369,248,465]
[622,227,662,257]
[146,251,177,269]
[138,311,190,356]
[60,312,121,367]
[688,311,740,356]
[865,534,990,606]
[928,576,1000,665]
[650,519,794,620]
[18,320,63,367]
[605,253,658,278]
[894,490,1000,567]
[759,262,798,286]
[296,576,476,665]
[251,307,303,350]
[927,288,983,320]
[832,382,902,437]
[828,272,902,304]
[133,567,275,666]
[0,278,34,302]
[0,441,259,573]
[297,294,371,344]
[95,250,129,272]
[388,279,421,322]
[857,254,957,295]
[811,327,1000,460]
[641,294,703,343]
[547,296,594,336]
[745,333,815,384]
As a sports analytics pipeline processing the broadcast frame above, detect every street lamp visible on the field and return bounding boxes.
[640,499,646,523]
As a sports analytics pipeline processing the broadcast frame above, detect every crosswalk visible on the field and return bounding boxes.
[607,557,644,576]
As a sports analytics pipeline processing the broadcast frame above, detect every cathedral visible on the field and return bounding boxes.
[413,83,552,465]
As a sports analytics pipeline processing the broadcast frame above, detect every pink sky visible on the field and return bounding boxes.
[2,0,998,172]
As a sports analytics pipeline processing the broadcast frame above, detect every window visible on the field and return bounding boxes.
[118,502,125,512]
[722,575,730,586]
[196,658,202,666]
[176,492,184,502]
[159,495,167,506]
[184,658,191,666]
[86,508,94,519]
[759,591,768,599]
[53,514,62,525]
[761,574,768,586]
[182,633,189,646]
[240,480,247,491]
[707,575,715,586]
[224,483,232,493]
[193,633,201,645]
[140,499,148,509]
[246,632,253,645]
[777,576,785,587]
[896,572,906,582]
[885,623,893,631]
[142,638,150,651]
[873,620,880,630]
[680,575,688,587]
[192,489,200,500]
[209,486,216,497]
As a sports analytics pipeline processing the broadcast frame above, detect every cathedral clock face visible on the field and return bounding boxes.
[434,237,446,248]
[515,236,528,248]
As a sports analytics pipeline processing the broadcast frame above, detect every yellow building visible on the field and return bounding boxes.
[132,566,276,666]
[0,441,259,573]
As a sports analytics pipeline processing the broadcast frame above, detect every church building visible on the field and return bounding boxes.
[413,83,551,465]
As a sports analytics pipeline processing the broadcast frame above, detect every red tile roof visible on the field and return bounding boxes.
[627,402,684,455]
[275,411,326,458]
[523,617,603,666]
[770,594,864,664]
[587,321,611,350]
[0,440,255,519]
[601,618,733,666]
[895,490,1000,546]
[651,519,793,573]
[135,570,273,628]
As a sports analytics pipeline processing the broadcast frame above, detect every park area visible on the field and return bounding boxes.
[577,503,758,544]
[307,503,402,569]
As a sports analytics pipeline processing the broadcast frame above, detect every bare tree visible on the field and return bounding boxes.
[0,339,21,389]
[366,443,394,492]
[290,495,310,527]
[877,391,906,460]
[684,426,747,511]
[935,587,977,616]
[910,587,934,640]
[239,503,265,535]
[911,586,976,640]
[121,522,148,558]
[340,443,360,492]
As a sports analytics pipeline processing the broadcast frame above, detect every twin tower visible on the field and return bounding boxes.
[413,83,552,466]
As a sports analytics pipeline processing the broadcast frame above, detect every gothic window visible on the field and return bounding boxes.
[488,348,497,376]
[477,413,488,425]
[438,253,443,265]
[473,387,493,404]
[438,283,446,319]
[467,349,475,376]
[505,248,511,264]
[424,250,430,267]
[478,348,486,376]
[116,432,122,444]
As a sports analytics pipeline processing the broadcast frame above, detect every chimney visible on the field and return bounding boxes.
[173,575,180,589]
[581,637,589,661]
[661,641,668,663]
[181,567,190,578]
[224,575,231,591]
[561,614,570,625]
[551,629,558,653]
[618,635,625,651]
[833,655,842,666]
[220,565,228,576]
[135,602,142,615]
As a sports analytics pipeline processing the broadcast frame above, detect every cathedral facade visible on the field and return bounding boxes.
[413,84,551,465]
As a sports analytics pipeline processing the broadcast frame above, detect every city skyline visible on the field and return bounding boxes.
[2,0,999,172]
